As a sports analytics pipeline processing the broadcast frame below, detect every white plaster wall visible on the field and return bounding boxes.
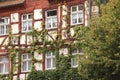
[58,6,61,23]
[27,36,32,45]
[62,5,68,16]
[20,35,26,44]
[20,74,25,80]
[34,52,42,60]
[34,9,43,20]
[62,30,67,39]
[13,76,17,80]
[62,17,67,28]
[59,48,68,55]
[11,13,19,22]
[11,24,19,34]
[92,6,99,13]
[84,1,89,26]
[0,37,4,45]
[35,63,42,70]
[34,21,42,30]
[48,31,57,40]
[3,37,9,45]
[70,28,74,37]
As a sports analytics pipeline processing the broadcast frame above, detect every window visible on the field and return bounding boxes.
[21,53,32,72]
[71,49,83,67]
[45,52,55,70]
[0,17,9,35]
[21,13,32,32]
[71,5,83,25]
[0,56,9,74]
[45,10,57,29]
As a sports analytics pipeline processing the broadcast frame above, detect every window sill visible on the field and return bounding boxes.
[71,22,84,26]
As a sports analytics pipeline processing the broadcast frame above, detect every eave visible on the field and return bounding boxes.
[0,0,25,9]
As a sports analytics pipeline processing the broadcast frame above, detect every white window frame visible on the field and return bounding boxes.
[45,9,57,29]
[45,52,55,70]
[71,49,83,67]
[0,17,9,36]
[0,56,9,74]
[21,13,32,32]
[71,4,84,25]
[21,53,32,72]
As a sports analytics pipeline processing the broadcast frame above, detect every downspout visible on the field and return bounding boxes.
[89,0,92,19]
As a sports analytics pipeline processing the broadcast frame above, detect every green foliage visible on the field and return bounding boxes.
[27,70,45,80]
[74,0,120,80]
[27,68,83,80]
[27,56,83,80]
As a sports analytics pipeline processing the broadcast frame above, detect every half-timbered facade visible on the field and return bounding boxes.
[0,0,99,80]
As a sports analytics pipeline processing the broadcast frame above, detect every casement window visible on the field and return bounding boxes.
[71,5,84,25]
[0,56,9,74]
[45,10,57,29]
[0,17,9,35]
[21,53,32,72]
[71,49,83,67]
[21,13,32,32]
[45,52,55,70]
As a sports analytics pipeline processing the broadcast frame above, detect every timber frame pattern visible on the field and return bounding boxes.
[0,0,95,80]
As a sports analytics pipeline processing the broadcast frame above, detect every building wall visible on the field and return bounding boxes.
[0,0,91,79]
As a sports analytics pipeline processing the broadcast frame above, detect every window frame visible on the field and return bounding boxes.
[71,49,83,67]
[21,13,33,32]
[45,52,55,70]
[45,9,58,29]
[71,4,84,25]
[21,53,32,72]
[0,56,9,74]
[0,17,10,36]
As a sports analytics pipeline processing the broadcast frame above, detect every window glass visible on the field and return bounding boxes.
[46,10,57,29]
[71,5,83,25]
[47,10,57,17]
[21,54,32,72]
[21,13,32,32]
[0,17,9,35]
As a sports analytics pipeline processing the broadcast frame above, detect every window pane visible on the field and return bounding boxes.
[28,54,32,59]
[53,58,55,68]
[78,13,83,23]
[0,64,3,73]
[3,57,8,62]
[52,17,57,28]
[46,18,51,28]
[72,49,77,54]
[28,14,32,19]
[72,58,77,66]
[28,61,31,70]
[46,52,51,57]
[4,18,9,23]
[22,55,27,60]
[5,63,8,72]
[72,13,77,24]
[72,6,77,12]
[0,26,4,34]
[28,21,32,30]
[47,59,51,68]
[6,25,9,34]
[23,15,27,20]
[47,10,57,17]
[78,5,83,11]
[22,62,27,71]
[22,22,27,31]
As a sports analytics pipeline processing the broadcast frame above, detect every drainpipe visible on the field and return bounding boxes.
[89,0,92,19]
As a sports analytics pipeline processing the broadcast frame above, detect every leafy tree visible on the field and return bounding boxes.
[74,0,120,80]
